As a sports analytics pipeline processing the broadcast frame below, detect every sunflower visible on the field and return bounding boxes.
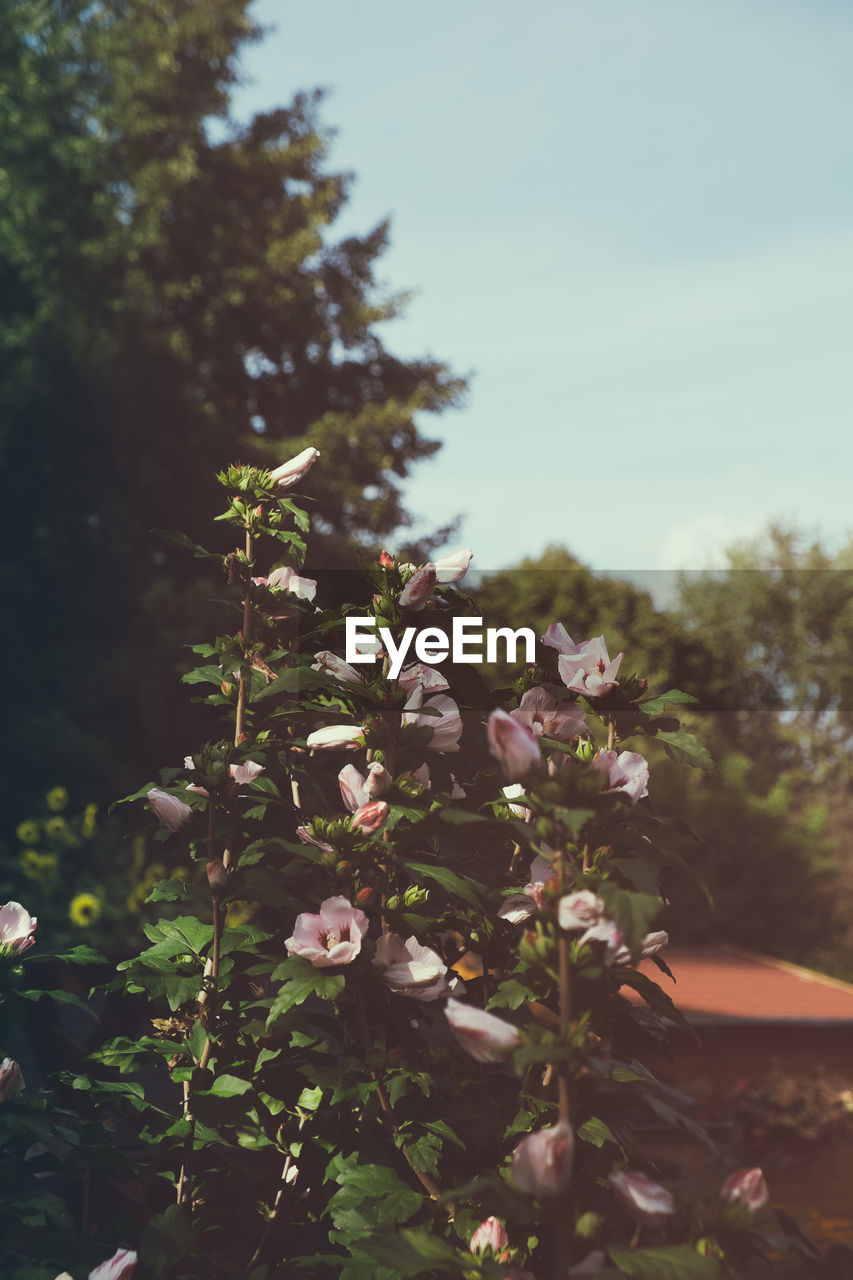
[46,786,69,813]
[19,850,59,881]
[69,893,102,927]
[15,820,40,845]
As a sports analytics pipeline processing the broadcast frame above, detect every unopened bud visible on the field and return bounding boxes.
[253,504,265,518]
[206,858,226,888]
[379,549,395,569]
[575,738,595,763]
[356,886,375,906]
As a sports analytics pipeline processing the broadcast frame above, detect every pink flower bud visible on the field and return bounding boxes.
[88,1248,138,1280]
[445,998,521,1062]
[487,709,541,781]
[512,1120,574,1196]
[356,886,375,906]
[350,801,389,835]
[379,549,395,568]
[0,1057,25,1101]
[206,858,226,888]
[313,651,361,685]
[399,564,436,610]
[269,445,320,490]
[469,1216,509,1257]
[609,1168,674,1217]
[0,902,37,955]
[306,725,364,751]
[147,788,193,832]
[721,1167,769,1213]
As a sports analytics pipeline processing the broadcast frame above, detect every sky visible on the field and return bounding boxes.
[230,0,853,577]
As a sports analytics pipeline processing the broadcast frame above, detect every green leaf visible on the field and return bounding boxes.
[253,666,331,700]
[577,1115,617,1147]
[639,689,699,716]
[138,1204,199,1280]
[609,1245,723,1279]
[598,885,660,953]
[204,1073,253,1097]
[655,726,714,772]
[182,663,227,686]
[153,528,221,562]
[404,860,486,907]
[267,956,345,1027]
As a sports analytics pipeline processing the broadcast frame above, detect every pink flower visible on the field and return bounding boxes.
[512,1120,574,1196]
[612,930,669,966]
[373,933,449,1001]
[306,724,364,751]
[338,762,391,812]
[399,564,437,610]
[578,917,624,964]
[557,891,605,932]
[487,709,541,781]
[498,854,555,922]
[402,689,462,753]
[285,896,369,968]
[469,1216,509,1257]
[511,687,587,741]
[230,760,264,787]
[147,788,193,832]
[0,1058,25,1101]
[721,1167,769,1213]
[399,662,450,694]
[502,783,530,819]
[609,1169,674,1216]
[591,750,649,803]
[267,565,317,602]
[350,801,389,835]
[269,445,320,489]
[0,902,37,955]
[445,998,521,1062]
[545,628,623,698]
[433,548,473,585]
[312,651,362,684]
[88,1248,138,1280]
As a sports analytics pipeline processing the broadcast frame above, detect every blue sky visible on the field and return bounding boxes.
[231,0,853,575]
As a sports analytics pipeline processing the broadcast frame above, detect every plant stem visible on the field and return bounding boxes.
[607,717,615,751]
[235,526,254,747]
[350,979,446,1207]
[246,1116,305,1272]
[176,803,223,1202]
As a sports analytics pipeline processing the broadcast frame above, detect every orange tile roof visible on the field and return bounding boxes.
[625,945,853,1024]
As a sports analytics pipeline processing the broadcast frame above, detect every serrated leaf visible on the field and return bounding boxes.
[267,956,345,1026]
[577,1115,617,1147]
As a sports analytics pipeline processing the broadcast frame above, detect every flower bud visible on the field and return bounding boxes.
[351,801,389,835]
[253,504,265,519]
[379,549,395,568]
[469,1216,509,1257]
[356,886,375,906]
[269,445,320,490]
[399,564,436,611]
[609,1168,674,1217]
[206,858,226,888]
[147,788,193,833]
[721,1167,769,1213]
[0,1057,25,1101]
[445,998,521,1063]
[512,1120,574,1196]
[487,709,541,782]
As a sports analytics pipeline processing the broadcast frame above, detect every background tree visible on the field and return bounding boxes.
[474,543,846,969]
[0,0,465,821]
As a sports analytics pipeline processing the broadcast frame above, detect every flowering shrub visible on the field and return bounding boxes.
[2,456,844,1279]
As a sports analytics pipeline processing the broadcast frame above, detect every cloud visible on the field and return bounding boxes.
[658,513,769,572]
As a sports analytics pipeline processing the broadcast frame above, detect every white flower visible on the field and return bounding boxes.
[269,445,319,489]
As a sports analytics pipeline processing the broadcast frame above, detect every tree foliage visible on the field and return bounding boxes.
[0,0,464,820]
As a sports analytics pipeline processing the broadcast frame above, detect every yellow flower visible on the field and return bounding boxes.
[46,786,69,813]
[19,850,59,880]
[45,815,69,842]
[16,820,40,845]
[81,803,99,839]
[69,893,102,927]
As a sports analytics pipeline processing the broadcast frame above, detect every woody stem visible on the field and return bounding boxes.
[235,527,254,747]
